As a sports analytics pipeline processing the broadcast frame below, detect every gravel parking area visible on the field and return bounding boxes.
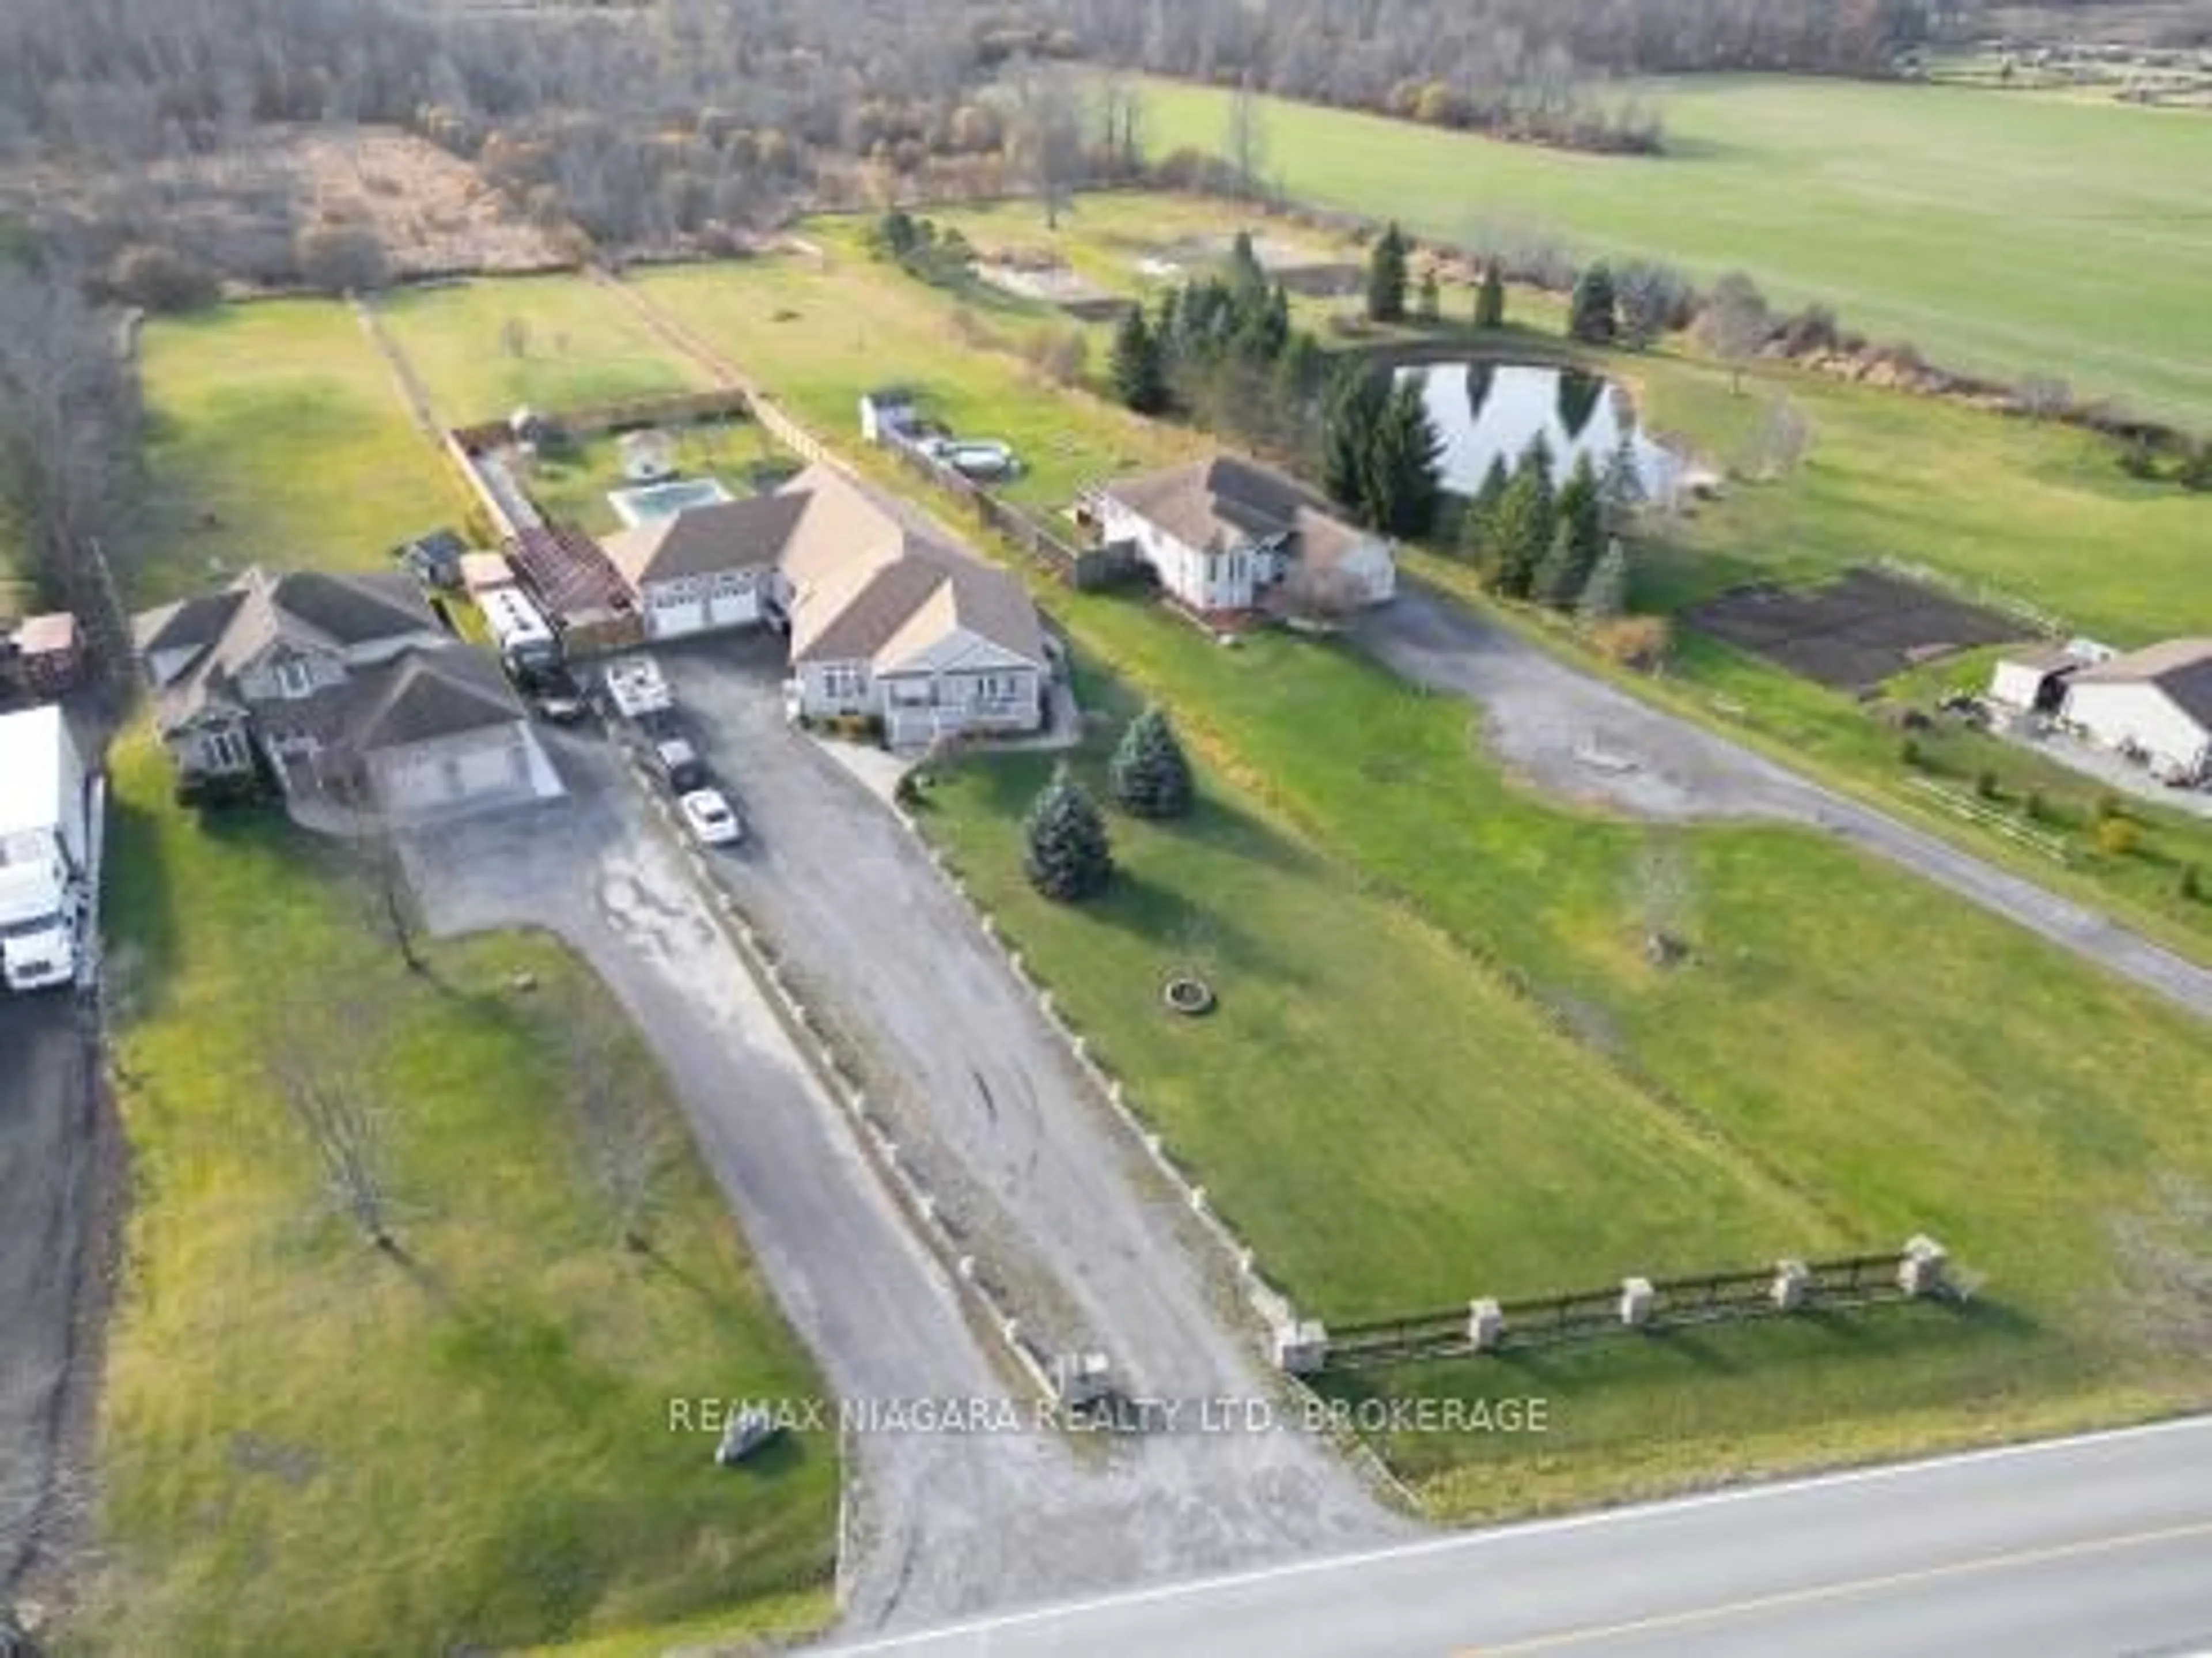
[0,996,102,1598]
[402,713,1400,1634]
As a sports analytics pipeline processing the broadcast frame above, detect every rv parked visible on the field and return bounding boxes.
[0,706,97,994]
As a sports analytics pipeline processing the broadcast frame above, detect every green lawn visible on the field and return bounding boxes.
[374,275,713,427]
[527,422,792,538]
[924,608,2212,1514]
[1136,74,2212,429]
[138,301,461,603]
[86,736,838,1656]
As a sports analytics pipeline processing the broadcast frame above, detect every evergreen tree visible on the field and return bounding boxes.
[1226,229,1267,300]
[1321,364,1388,515]
[1600,430,1645,523]
[1416,267,1441,321]
[1110,306,1168,414]
[1109,706,1195,819]
[1024,765,1114,902]
[1475,263,1506,330]
[1568,261,1618,345]
[1578,538,1630,623]
[1533,520,1586,608]
[1556,451,1606,588]
[1463,456,1512,562]
[1366,221,1409,323]
[1368,378,1445,537]
[1489,442,1558,599]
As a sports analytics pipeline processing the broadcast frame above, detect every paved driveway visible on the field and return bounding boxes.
[0,995,99,1592]
[1359,582,2212,1022]
[403,716,1398,1633]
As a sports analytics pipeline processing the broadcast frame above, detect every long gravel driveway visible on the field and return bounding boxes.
[1359,582,2212,1022]
[404,721,1399,1636]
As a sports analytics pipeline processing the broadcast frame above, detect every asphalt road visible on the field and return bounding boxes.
[821,1417,2212,1657]
[1358,585,2212,1023]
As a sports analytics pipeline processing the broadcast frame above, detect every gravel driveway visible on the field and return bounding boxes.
[1359,582,2212,1022]
[403,717,1400,1634]
[0,996,100,1596]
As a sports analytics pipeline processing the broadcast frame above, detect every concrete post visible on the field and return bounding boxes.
[1899,1235,1950,1298]
[1273,1319,1330,1376]
[1771,1259,1812,1312]
[1468,1298,1504,1352]
[1619,1276,1656,1328]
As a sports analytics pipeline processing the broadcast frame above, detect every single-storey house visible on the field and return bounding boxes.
[2059,638,2212,783]
[133,567,562,816]
[601,495,802,641]
[1098,454,1396,618]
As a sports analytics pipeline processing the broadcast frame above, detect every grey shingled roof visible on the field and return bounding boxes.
[603,494,809,586]
[1106,453,1372,571]
[2070,638,2212,726]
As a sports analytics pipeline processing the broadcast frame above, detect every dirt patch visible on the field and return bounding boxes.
[1685,567,2023,691]
[1158,230,1363,298]
[286,129,566,277]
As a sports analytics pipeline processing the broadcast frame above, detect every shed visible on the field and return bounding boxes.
[1987,642,2082,713]
[9,612,82,697]
[859,387,918,445]
[393,527,469,590]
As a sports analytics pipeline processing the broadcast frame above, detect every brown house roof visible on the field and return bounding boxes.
[603,494,809,587]
[1105,453,1374,571]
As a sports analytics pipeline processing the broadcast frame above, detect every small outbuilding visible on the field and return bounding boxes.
[393,527,469,591]
[859,387,918,445]
[5,612,83,698]
[2060,637,2212,783]
[1987,642,2083,714]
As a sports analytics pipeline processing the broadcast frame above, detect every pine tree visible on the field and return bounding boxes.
[1227,229,1267,300]
[1568,261,1618,345]
[1556,451,1606,591]
[1463,456,1512,563]
[1369,378,1444,537]
[1578,539,1630,623]
[1321,364,1388,516]
[1600,430,1645,523]
[1475,263,1506,330]
[1416,267,1441,321]
[1533,521,1586,609]
[1110,307,1168,414]
[1366,221,1409,323]
[1489,442,1558,599]
[1024,765,1114,902]
[1110,707,1194,820]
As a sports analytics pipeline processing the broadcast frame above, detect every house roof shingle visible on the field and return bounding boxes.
[603,494,809,587]
[1105,453,1373,571]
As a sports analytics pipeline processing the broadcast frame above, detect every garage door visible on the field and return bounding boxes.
[648,593,708,639]
[706,589,759,629]
[377,732,532,817]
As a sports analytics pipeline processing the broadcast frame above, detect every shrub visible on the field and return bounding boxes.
[2180,863,2203,902]
[2094,789,2125,823]
[1974,767,2001,801]
[2022,789,2047,822]
[1109,706,1195,820]
[1898,735,1922,768]
[1592,615,1672,671]
[2118,437,2161,480]
[293,222,389,293]
[2096,816,2142,857]
[107,243,219,313]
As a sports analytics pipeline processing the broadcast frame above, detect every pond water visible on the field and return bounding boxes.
[1396,362,1683,499]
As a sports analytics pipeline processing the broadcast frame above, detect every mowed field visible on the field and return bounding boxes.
[138,301,457,603]
[1138,74,2212,428]
[374,273,713,426]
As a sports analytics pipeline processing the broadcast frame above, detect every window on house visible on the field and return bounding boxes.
[823,665,865,701]
[204,729,249,772]
[276,657,314,699]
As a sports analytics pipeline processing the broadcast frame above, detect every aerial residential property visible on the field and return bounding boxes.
[8,2,2212,1656]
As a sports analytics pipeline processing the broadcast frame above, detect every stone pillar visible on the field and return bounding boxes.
[1771,1259,1812,1312]
[1899,1235,1950,1298]
[1468,1298,1504,1352]
[1619,1276,1656,1328]
[1273,1319,1330,1376]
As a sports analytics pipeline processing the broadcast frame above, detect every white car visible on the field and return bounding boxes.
[679,788,744,846]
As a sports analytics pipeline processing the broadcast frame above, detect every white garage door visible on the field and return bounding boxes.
[706,589,759,629]
[647,592,709,639]
[378,732,532,816]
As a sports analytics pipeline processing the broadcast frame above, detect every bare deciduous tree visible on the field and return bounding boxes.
[1695,271,1772,395]
[1224,73,1270,200]
[560,993,672,1253]
[325,767,430,978]
[264,998,399,1252]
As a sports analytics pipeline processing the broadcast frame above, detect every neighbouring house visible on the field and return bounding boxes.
[771,464,1048,746]
[132,566,562,816]
[2059,638,2212,783]
[1098,454,1397,618]
[602,495,802,641]
[393,527,469,590]
[1988,642,2088,714]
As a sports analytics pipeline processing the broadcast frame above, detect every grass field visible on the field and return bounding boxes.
[925,605,2212,1512]
[88,736,836,1656]
[137,301,459,604]
[375,275,713,426]
[1136,74,2212,429]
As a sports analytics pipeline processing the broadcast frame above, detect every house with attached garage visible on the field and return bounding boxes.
[2059,638,2212,783]
[1098,453,1396,619]
[132,567,563,816]
[601,494,804,641]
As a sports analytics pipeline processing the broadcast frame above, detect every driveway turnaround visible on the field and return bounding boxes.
[819,1415,2212,1656]
[403,721,1398,1633]
[1359,583,2212,1023]
[0,996,99,1592]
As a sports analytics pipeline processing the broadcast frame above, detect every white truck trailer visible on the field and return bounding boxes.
[0,705,96,994]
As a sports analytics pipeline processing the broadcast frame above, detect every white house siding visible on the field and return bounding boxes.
[796,658,874,721]
[1990,660,2054,711]
[370,724,545,818]
[1101,501,1255,613]
[642,571,764,641]
[880,666,1043,747]
[2063,682,2212,779]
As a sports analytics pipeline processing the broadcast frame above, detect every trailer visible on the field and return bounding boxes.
[599,655,674,725]
[0,706,97,994]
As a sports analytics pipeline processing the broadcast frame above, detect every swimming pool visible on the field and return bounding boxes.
[607,477,735,527]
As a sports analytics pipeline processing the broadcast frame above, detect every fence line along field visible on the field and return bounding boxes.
[1135,73,2212,429]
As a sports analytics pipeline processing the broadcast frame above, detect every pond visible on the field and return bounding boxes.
[1396,362,1683,499]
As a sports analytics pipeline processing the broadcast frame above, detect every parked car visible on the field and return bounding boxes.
[680,788,744,847]
[652,736,709,793]
[514,661,588,725]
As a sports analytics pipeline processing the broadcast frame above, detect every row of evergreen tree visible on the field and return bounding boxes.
[1464,435,1640,617]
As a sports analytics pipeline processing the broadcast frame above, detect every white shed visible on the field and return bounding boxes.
[1987,643,2082,713]
[2059,638,2212,782]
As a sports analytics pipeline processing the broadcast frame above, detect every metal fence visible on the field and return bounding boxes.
[1316,1248,1941,1373]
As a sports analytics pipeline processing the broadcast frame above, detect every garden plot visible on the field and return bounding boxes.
[1687,567,2024,691]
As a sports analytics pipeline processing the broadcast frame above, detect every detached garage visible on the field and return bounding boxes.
[603,495,802,642]
[2060,638,2212,784]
